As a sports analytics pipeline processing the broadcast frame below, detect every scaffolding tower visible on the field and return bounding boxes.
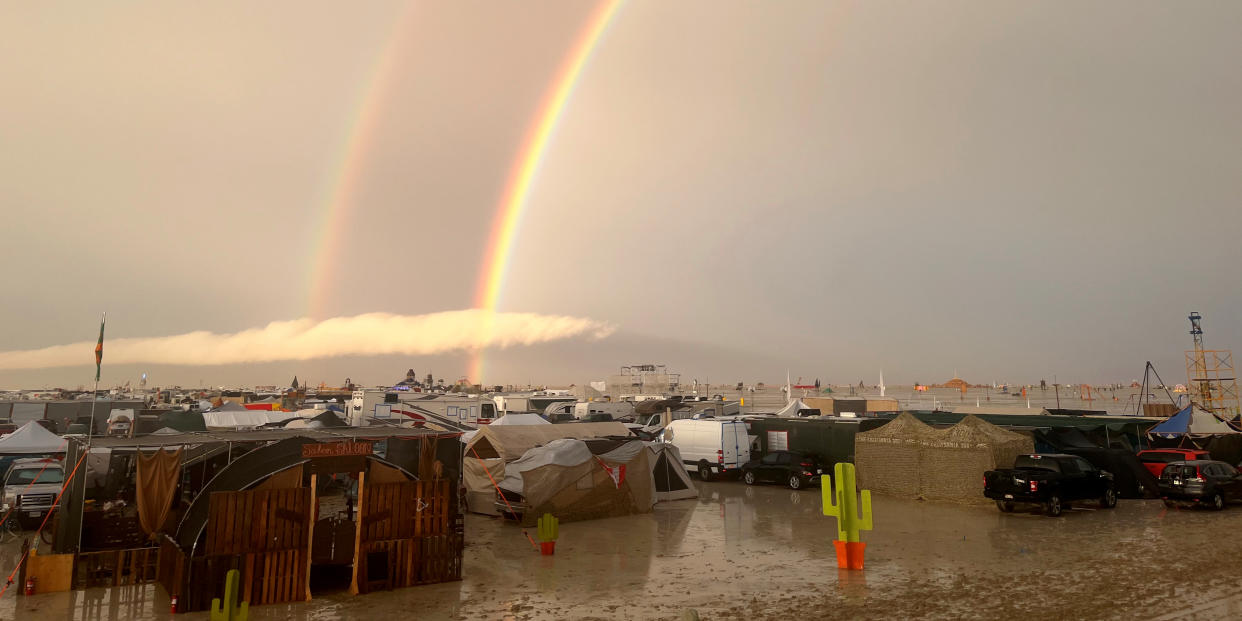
[1185,312,1241,419]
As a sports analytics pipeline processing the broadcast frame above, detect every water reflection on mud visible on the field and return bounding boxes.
[5,480,1242,620]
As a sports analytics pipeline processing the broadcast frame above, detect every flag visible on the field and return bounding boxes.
[94,316,106,382]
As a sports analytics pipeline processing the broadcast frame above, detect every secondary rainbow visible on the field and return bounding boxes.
[469,0,624,384]
[306,4,419,320]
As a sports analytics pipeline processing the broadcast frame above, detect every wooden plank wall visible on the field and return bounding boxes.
[355,480,462,594]
[199,487,311,608]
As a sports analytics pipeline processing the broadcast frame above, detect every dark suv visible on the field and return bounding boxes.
[1159,460,1242,510]
[741,451,823,490]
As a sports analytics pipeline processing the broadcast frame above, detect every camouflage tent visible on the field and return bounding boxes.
[855,414,1032,503]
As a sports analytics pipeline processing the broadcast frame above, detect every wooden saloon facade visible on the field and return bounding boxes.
[49,427,464,612]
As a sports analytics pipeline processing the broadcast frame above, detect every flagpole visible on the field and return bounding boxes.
[77,312,104,553]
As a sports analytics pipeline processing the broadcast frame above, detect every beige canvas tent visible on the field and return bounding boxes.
[497,438,695,526]
[462,421,631,515]
[855,414,1033,503]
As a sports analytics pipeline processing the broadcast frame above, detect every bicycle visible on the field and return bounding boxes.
[0,513,20,545]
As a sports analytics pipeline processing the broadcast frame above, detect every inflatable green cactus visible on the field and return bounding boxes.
[210,569,249,621]
[537,513,559,542]
[822,462,872,541]
[821,462,872,569]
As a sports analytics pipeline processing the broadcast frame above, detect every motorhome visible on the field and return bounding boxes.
[349,390,497,427]
[571,401,637,421]
[492,394,577,415]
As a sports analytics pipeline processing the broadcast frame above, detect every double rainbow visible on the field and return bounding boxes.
[469,0,624,384]
[304,2,623,385]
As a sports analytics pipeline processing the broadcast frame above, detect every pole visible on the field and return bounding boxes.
[77,312,104,554]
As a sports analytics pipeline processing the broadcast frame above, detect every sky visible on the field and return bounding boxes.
[1,1,1240,390]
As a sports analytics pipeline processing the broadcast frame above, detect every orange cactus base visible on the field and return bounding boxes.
[832,540,866,570]
[540,541,556,555]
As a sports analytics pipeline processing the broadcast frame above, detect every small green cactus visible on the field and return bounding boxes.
[210,569,249,621]
[821,462,872,542]
[537,513,559,542]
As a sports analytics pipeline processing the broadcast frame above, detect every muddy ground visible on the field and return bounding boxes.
[5,479,1242,620]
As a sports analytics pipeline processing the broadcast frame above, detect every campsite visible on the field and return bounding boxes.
[4,389,1242,620]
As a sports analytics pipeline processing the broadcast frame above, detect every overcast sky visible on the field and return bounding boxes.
[2,1,1240,389]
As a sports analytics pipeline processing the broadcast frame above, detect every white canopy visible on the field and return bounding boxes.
[202,410,299,429]
[775,398,810,417]
[0,421,67,454]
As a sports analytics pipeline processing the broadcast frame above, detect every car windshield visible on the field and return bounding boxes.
[1161,464,1197,479]
[6,466,65,486]
[1014,456,1060,472]
[1139,452,1186,464]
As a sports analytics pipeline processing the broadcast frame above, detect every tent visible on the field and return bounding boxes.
[497,438,693,526]
[855,414,1033,503]
[462,421,630,515]
[1149,405,1239,437]
[0,421,66,454]
[647,443,697,502]
[774,399,819,417]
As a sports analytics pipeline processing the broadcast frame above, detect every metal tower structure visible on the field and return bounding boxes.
[1185,312,1241,419]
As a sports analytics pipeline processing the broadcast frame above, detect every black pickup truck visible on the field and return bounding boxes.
[984,453,1117,516]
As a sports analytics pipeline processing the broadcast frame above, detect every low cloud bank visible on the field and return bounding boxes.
[0,310,616,369]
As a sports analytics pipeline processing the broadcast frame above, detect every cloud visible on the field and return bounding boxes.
[0,311,616,370]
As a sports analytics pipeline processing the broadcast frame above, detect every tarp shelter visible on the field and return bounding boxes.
[1149,405,1239,437]
[498,438,692,526]
[462,421,629,515]
[1035,427,1158,498]
[464,422,629,461]
[158,410,207,433]
[460,413,549,445]
[855,414,1033,503]
[0,421,67,454]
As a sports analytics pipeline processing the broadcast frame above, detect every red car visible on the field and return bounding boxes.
[1137,449,1211,478]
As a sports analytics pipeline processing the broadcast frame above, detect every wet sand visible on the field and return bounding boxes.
[6,479,1242,620]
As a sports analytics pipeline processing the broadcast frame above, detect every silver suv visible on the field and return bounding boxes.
[1,458,65,528]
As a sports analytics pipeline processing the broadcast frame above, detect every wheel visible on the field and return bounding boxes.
[788,475,803,490]
[697,461,714,482]
[743,470,756,485]
[1044,495,1064,517]
[995,500,1014,513]
[1162,499,1176,508]
[1100,487,1117,509]
[1210,492,1225,511]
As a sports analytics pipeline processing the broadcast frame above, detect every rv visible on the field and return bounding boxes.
[492,394,577,415]
[350,390,497,427]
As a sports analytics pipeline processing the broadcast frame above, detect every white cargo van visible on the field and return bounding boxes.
[662,419,750,481]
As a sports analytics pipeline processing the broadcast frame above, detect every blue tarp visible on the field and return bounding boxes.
[1149,406,1192,435]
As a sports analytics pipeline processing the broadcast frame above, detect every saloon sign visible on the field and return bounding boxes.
[301,441,373,458]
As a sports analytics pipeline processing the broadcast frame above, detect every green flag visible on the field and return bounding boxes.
[94,317,105,382]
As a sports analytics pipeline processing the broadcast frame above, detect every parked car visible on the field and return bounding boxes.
[662,419,751,481]
[1158,460,1242,510]
[1137,449,1211,478]
[741,451,823,489]
[1,458,65,528]
[983,453,1117,517]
